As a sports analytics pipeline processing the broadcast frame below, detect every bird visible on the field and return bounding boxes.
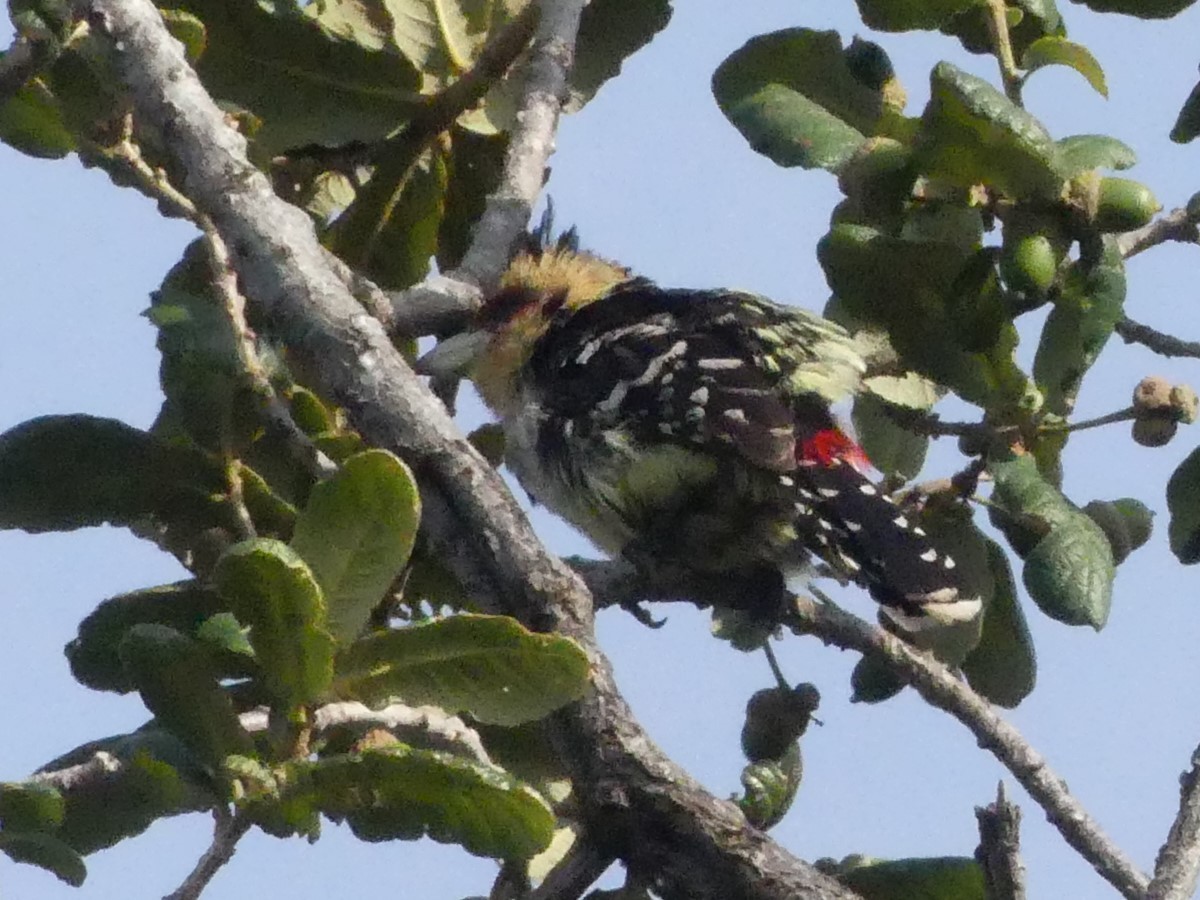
[418,222,980,629]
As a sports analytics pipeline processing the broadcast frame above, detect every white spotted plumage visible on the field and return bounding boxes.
[418,235,980,626]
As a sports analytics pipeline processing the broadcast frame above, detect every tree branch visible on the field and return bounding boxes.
[1146,742,1200,900]
[1117,206,1200,259]
[567,560,1148,899]
[784,595,1148,900]
[384,0,589,339]
[451,0,580,290]
[976,783,1027,900]
[77,1,857,896]
[528,836,612,900]
[162,809,251,900]
[1115,316,1200,360]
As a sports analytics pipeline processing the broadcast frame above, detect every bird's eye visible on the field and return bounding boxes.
[478,286,544,327]
[541,289,568,318]
[479,287,568,328]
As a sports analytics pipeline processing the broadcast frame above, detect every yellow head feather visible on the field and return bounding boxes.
[473,247,633,416]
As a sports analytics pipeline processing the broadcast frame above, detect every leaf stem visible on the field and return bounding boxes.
[985,0,1023,103]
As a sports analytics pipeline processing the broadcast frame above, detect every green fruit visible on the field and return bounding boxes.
[1001,233,1058,296]
[1095,177,1160,232]
[844,37,895,90]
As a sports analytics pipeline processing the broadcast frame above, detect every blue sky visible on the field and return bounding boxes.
[4,1,1200,897]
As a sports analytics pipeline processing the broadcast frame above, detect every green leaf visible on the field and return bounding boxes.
[962,541,1037,707]
[167,0,422,154]
[0,80,75,159]
[437,130,509,270]
[1023,515,1114,629]
[226,755,320,840]
[0,832,86,886]
[305,746,555,859]
[0,782,65,832]
[1068,0,1197,18]
[236,463,299,540]
[1171,80,1200,144]
[0,414,226,534]
[288,387,337,435]
[855,0,982,30]
[712,29,900,172]
[66,581,229,693]
[1021,37,1107,97]
[988,449,1077,553]
[837,855,986,900]
[1083,498,1153,564]
[917,61,1063,200]
[214,540,335,713]
[1054,134,1137,177]
[325,147,449,289]
[737,743,802,830]
[118,624,254,768]
[159,8,207,61]
[852,392,929,479]
[1168,446,1200,563]
[818,223,1028,407]
[49,735,202,854]
[569,0,672,109]
[471,721,571,800]
[1032,238,1125,415]
[710,606,774,652]
[196,612,256,658]
[861,372,942,409]
[150,240,258,454]
[291,450,421,643]
[335,614,589,726]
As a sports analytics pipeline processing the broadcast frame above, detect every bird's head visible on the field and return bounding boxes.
[417,224,631,416]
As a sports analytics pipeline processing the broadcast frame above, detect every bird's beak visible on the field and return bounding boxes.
[415,329,490,379]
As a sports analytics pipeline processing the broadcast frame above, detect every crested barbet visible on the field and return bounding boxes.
[419,227,980,628]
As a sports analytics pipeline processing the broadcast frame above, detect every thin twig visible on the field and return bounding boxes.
[202,229,338,479]
[451,0,583,288]
[106,111,199,218]
[1115,317,1200,360]
[976,782,1027,900]
[1038,405,1137,434]
[763,641,790,691]
[785,595,1148,900]
[163,809,251,900]
[1146,742,1200,900]
[1117,206,1200,259]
